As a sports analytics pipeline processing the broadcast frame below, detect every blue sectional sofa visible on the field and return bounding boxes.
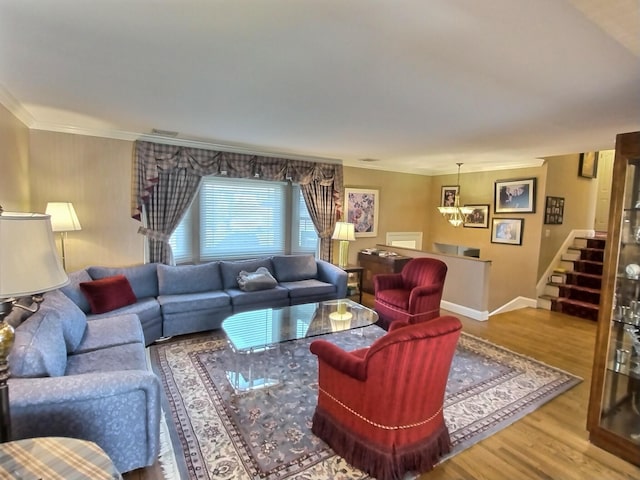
[7,254,346,473]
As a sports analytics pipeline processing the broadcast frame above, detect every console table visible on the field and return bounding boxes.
[358,252,411,294]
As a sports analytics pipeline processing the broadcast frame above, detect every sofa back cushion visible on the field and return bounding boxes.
[272,255,318,282]
[80,275,138,314]
[9,307,67,377]
[158,262,223,295]
[220,258,275,290]
[43,289,87,352]
[88,263,159,299]
[60,269,93,313]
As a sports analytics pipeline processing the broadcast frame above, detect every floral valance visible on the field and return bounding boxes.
[132,140,343,220]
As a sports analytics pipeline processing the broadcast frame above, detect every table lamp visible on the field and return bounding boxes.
[45,202,82,270]
[332,222,355,268]
[0,208,69,442]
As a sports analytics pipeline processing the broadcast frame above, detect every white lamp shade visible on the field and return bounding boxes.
[45,202,82,232]
[332,222,356,241]
[0,212,69,297]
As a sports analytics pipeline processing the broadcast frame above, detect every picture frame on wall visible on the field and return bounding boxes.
[578,152,599,178]
[440,186,459,207]
[544,196,565,225]
[494,178,536,214]
[491,218,524,245]
[345,187,380,237]
[463,204,490,228]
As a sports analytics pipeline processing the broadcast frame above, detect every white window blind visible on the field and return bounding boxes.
[200,177,286,260]
[168,208,192,264]
[291,185,319,255]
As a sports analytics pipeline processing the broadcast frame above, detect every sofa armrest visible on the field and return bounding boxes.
[9,371,161,473]
[310,339,367,381]
[316,260,348,298]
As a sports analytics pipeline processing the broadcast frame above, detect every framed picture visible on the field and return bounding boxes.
[345,187,379,237]
[441,186,459,207]
[494,178,536,214]
[579,152,598,178]
[544,196,565,224]
[491,218,524,245]
[463,204,490,228]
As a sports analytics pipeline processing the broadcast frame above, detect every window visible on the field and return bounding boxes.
[169,176,318,263]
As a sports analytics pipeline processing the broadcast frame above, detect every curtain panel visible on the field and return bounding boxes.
[132,140,344,263]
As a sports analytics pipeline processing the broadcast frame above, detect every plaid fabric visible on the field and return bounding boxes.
[0,436,122,479]
[132,140,344,262]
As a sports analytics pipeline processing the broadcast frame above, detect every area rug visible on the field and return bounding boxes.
[148,326,581,479]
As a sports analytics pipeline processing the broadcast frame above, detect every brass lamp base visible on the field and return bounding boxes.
[337,240,350,268]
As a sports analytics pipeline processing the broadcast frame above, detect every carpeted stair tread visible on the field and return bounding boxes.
[555,297,599,308]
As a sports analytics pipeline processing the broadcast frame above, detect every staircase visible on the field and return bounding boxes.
[539,234,606,321]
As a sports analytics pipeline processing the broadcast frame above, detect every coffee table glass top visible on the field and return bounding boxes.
[222,299,379,353]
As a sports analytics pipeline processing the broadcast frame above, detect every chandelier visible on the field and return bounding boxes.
[437,163,475,227]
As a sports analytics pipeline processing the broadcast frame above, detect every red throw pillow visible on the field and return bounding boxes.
[79,275,137,314]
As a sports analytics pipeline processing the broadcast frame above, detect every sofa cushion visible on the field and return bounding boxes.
[43,289,87,352]
[226,285,290,306]
[237,267,278,292]
[220,258,275,290]
[88,263,159,299]
[279,279,336,298]
[272,255,318,282]
[80,275,137,314]
[158,291,231,314]
[60,269,93,313]
[66,343,148,375]
[74,314,144,354]
[9,308,67,377]
[157,262,222,295]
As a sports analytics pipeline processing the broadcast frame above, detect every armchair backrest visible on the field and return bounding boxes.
[400,257,447,290]
[362,316,461,414]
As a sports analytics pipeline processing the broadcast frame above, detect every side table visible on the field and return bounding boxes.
[340,265,364,304]
[0,436,122,479]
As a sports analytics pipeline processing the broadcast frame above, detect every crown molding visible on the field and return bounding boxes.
[0,84,35,127]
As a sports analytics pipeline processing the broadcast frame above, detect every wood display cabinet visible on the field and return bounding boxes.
[587,131,640,466]
[358,252,411,295]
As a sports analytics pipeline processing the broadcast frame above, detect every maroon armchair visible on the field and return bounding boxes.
[374,257,447,330]
[310,315,462,480]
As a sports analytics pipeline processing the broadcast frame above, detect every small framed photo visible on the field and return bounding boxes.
[579,152,598,178]
[491,218,524,245]
[441,186,459,207]
[544,196,565,224]
[494,178,536,214]
[463,204,490,228]
[345,187,380,237]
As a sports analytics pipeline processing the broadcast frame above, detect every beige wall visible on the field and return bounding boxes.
[0,103,30,211]
[29,131,143,271]
[341,166,432,264]
[536,154,601,278]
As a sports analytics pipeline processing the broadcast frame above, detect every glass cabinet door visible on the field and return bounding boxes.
[588,131,640,467]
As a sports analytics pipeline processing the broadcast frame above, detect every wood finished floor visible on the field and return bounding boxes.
[124,298,640,480]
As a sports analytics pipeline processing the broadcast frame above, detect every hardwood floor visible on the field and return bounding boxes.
[124,301,640,480]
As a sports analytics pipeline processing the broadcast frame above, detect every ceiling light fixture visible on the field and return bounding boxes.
[437,163,474,227]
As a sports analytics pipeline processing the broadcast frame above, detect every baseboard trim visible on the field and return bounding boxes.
[441,301,489,321]
[490,296,537,316]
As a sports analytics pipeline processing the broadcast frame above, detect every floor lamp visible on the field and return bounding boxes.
[0,208,69,442]
[45,202,82,271]
[332,222,356,268]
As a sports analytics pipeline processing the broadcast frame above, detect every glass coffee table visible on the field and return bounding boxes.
[221,298,378,393]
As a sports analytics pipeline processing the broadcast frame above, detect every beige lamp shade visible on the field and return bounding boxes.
[331,222,356,241]
[45,202,82,232]
[0,212,69,297]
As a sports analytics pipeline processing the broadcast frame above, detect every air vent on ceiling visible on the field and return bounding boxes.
[359,158,380,162]
[151,128,179,137]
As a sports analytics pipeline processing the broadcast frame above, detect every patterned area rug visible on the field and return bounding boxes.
[148,325,581,479]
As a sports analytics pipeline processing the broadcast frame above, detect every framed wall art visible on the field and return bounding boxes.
[463,204,490,228]
[579,152,598,178]
[544,196,565,224]
[491,218,524,245]
[494,178,536,214]
[345,187,379,237]
[440,186,458,207]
